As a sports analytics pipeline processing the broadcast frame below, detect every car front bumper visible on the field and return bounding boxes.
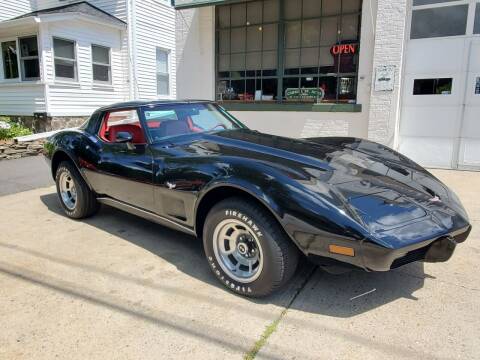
[308,225,471,272]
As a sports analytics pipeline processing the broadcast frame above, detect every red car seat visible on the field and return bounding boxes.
[107,124,146,144]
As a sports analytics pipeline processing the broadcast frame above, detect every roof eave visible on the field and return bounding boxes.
[0,17,39,30]
[38,13,126,30]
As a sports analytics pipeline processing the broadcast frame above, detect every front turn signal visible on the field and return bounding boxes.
[329,244,355,257]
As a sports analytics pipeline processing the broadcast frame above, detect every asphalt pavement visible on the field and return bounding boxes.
[0,159,479,359]
[0,156,53,196]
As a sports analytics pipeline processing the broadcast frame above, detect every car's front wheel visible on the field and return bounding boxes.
[203,197,299,297]
[55,161,99,219]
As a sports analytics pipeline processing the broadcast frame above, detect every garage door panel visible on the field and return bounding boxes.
[467,43,480,73]
[460,106,480,138]
[398,137,454,168]
[405,39,466,74]
[400,106,458,137]
[458,139,480,166]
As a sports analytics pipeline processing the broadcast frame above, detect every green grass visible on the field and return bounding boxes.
[244,308,287,360]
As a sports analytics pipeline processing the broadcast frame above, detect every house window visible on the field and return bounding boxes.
[19,36,40,80]
[1,41,19,79]
[53,38,77,80]
[413,78,453,95]
[215,0,361,104]
[92,45,111,83]
[410,4,468,39]
[156,48,169,95]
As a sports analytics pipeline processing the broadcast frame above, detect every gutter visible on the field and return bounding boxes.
[0,17,37,29]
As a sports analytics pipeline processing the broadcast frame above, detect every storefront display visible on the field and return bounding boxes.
[215,0,361,104]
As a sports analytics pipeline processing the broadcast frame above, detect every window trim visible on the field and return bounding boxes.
[412,77,454,95]
[156,47,170,96]
[91,44,112,84]
[97,108,147,144]
[474,1,480,35]
[19,35,40,81]
[408,0,478,40]
[0,35,41,83]
[53,37,78,82]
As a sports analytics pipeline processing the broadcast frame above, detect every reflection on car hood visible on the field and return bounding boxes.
[180,129,470,247]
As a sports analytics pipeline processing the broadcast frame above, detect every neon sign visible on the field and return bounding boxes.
[330,44,358,56]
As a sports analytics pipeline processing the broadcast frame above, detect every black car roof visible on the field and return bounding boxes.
[97,99,215,112]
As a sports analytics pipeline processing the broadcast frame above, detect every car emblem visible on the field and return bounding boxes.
[166,181,176,190]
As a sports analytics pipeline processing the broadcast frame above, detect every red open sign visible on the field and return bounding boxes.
[330,44,357,55]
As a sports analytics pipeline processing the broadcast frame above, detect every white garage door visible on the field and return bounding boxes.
[398,1,480,170]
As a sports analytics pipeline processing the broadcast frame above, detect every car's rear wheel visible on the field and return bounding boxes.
[55,161,99,219]
[203,197,299,297]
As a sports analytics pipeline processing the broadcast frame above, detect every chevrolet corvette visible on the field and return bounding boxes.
[43,100,471,297]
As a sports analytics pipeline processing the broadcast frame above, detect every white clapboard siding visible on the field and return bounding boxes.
[46,19,128,116]
[33,0,127,21]
[0,84,46,115]
[133,0,176,100]
[0,0,31,21]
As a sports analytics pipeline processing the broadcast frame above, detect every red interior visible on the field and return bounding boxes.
[108,124,146,143]
[147,121,161,128]
[99,113,146,144]
[186,116,202,132]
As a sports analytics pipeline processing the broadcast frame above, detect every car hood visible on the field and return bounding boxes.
[172,129,470,248]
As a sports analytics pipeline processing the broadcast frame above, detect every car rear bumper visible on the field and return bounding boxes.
[308,225,471,272]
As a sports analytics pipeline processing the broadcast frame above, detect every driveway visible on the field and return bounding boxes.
[0,169,478,359]
[0,156,53,196]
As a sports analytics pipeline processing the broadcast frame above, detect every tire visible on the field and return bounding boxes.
[203,197,299,297]
[55,161,99,219]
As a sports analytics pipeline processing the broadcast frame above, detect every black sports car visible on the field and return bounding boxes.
[44,100,471,297]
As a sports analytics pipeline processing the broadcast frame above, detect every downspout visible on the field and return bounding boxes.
[126,0,138,100]
[36,18,50,117]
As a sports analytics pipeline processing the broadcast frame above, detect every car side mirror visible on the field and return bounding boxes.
[115,131,133,143]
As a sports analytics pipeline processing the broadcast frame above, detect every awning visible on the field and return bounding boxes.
[172,0,231,10]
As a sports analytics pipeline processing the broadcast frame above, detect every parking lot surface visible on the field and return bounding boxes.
[0,169,479,359]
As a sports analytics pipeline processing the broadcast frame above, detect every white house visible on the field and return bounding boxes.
[0,0,176,131]
[175,0,480,170]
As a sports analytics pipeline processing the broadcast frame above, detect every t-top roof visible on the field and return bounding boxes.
[97,100,215,112]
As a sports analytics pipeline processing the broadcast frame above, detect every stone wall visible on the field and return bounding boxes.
[4,115,89,133]
[0,140,45,161]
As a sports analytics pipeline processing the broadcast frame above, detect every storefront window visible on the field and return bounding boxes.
[216,0,361,104]
[410,4,468,39]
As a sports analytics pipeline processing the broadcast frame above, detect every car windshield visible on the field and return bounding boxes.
[141,103,244,142]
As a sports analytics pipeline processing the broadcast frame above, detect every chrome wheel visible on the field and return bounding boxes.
[212,219,264,283]
[59,171,77,210]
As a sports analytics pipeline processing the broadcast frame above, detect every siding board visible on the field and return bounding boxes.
[0,0,177,118]
[134,0,176,100]
[46,19,128,116]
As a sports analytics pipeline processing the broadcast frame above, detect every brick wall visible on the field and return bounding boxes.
[367,0,408,147]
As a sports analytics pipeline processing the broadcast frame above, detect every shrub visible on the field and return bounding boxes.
[0,118,33,140]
